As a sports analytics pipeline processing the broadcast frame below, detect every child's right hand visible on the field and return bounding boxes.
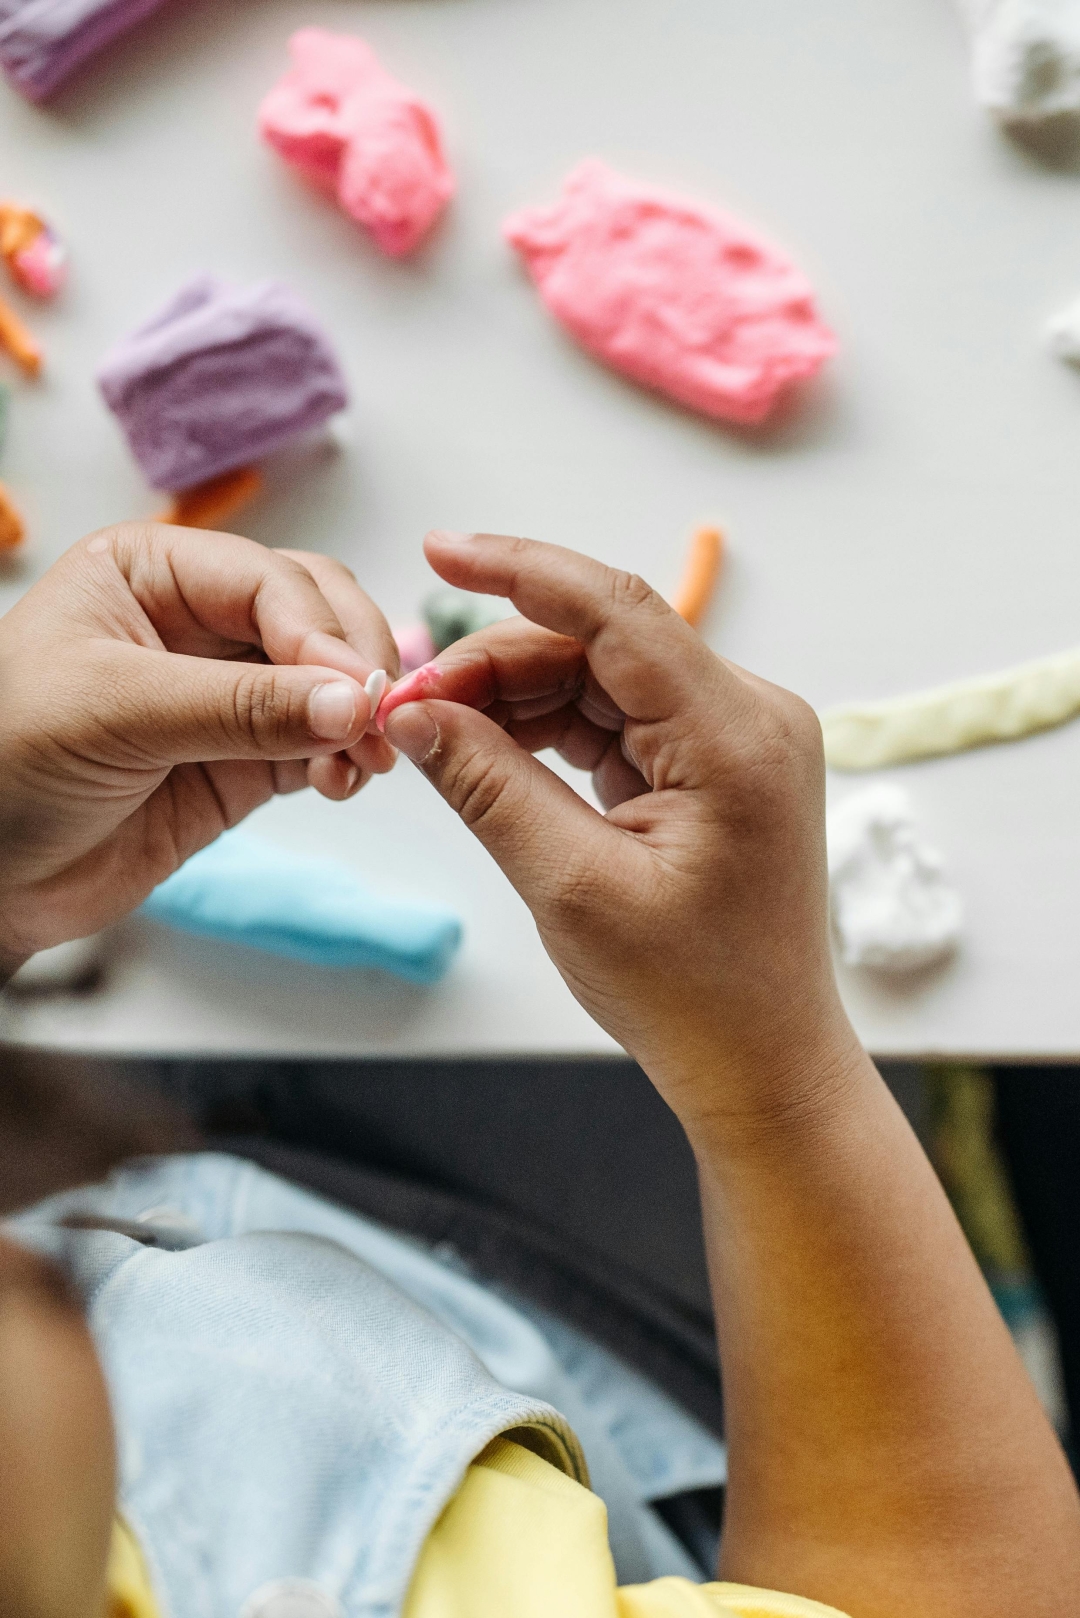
[383,531,863,1139]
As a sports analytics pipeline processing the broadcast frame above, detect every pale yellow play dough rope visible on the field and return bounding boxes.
[820,645,1080,770]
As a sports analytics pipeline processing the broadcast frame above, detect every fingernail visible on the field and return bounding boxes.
[344,764,361,795]
[309,681,358,741]
[384,705,438,764]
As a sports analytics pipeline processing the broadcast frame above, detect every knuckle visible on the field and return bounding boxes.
[764,694,825,780]
[782,692,824,751]
[550,858,610,920]
[269,552,315,588]
[746,701,821,805]
[443,750,512,832]
[606,569,657,616]
[498,533,533,562]
[81,520,157,564]
[232,671,295,746]
[320,556,359,587]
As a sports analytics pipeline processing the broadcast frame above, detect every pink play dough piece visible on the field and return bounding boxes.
[503,160,836,426]
[376,662,443,731]
[259,29,454,259]
[11,228,65,296]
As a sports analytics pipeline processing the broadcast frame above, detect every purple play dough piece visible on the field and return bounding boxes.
[96,275,350,492]
[0,0,171,101]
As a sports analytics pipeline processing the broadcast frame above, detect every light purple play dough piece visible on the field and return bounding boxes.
[96,275,350,492]
[0,0,171,101]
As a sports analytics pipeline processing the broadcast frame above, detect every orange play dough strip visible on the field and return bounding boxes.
[0,481,25,551]
[156,466,264,529]
[0,204,44,262]
[672,525,724,626]
[0,292,41,375]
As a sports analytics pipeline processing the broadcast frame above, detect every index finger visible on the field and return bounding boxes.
[422,530,726,723]
[278,549,400,681]
[87,523,376,687]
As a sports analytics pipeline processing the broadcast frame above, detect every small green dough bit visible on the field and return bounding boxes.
[423,587,504,653]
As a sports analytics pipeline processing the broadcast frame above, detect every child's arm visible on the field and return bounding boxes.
[382,529,1080,1618]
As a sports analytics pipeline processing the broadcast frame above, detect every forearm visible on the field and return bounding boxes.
[665,1024,1080,1617]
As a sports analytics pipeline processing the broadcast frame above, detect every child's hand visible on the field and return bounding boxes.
[0,524,397,977]
[382,530,856,1135]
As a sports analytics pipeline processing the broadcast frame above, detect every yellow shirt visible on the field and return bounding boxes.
[105,1439,849,1618]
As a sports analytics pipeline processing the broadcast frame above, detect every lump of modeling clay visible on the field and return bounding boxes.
[827,785,963,973]
[955,0,1080,123]
[96,275,349,492]
[0,0,171,101]
[6,935,105,995]
[820,643,1080,770]
[503,160,836,426]
[140,830,462,985]
[423,586,505,652]
[394,588,505,673]
[259,29,454,258]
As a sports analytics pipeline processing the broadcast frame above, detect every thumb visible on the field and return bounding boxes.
[85,645,374,764]
[384,699,606,901]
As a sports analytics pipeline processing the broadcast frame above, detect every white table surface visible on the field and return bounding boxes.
[4,0,1080,1060]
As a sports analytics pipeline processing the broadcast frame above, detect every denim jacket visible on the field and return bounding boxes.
[10,1154,726,1616]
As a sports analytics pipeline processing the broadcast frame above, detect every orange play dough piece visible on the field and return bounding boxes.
[0,205,42,261]
[0,481,25,551]
[0,292,41,375]
[672,525,724,627]
[155,466,264,530]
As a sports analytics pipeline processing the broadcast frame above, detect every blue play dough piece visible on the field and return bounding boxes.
[140,831,462,985]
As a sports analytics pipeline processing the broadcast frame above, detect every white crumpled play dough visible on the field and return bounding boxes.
[1046,293,1080,361]
[955,0,1080,123]
[826,785,963,973]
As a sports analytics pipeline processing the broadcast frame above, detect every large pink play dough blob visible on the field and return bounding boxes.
[259,29,454,258]
[503,161,836,426]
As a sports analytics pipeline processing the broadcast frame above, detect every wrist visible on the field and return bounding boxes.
[642,993,874,1160]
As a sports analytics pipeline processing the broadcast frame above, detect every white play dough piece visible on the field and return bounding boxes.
[6,935,105,994]
[364,668,388,710]
[1045,293,1080,361]
[827,785,963,972]
[820,643,1080,770]
[955,0,1080,123]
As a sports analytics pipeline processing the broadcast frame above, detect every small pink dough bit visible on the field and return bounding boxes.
[259,29,454,259]
[376,662,443,731]
[503,160,836,427]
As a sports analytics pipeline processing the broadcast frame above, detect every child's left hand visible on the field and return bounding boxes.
[0,523,398,978]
